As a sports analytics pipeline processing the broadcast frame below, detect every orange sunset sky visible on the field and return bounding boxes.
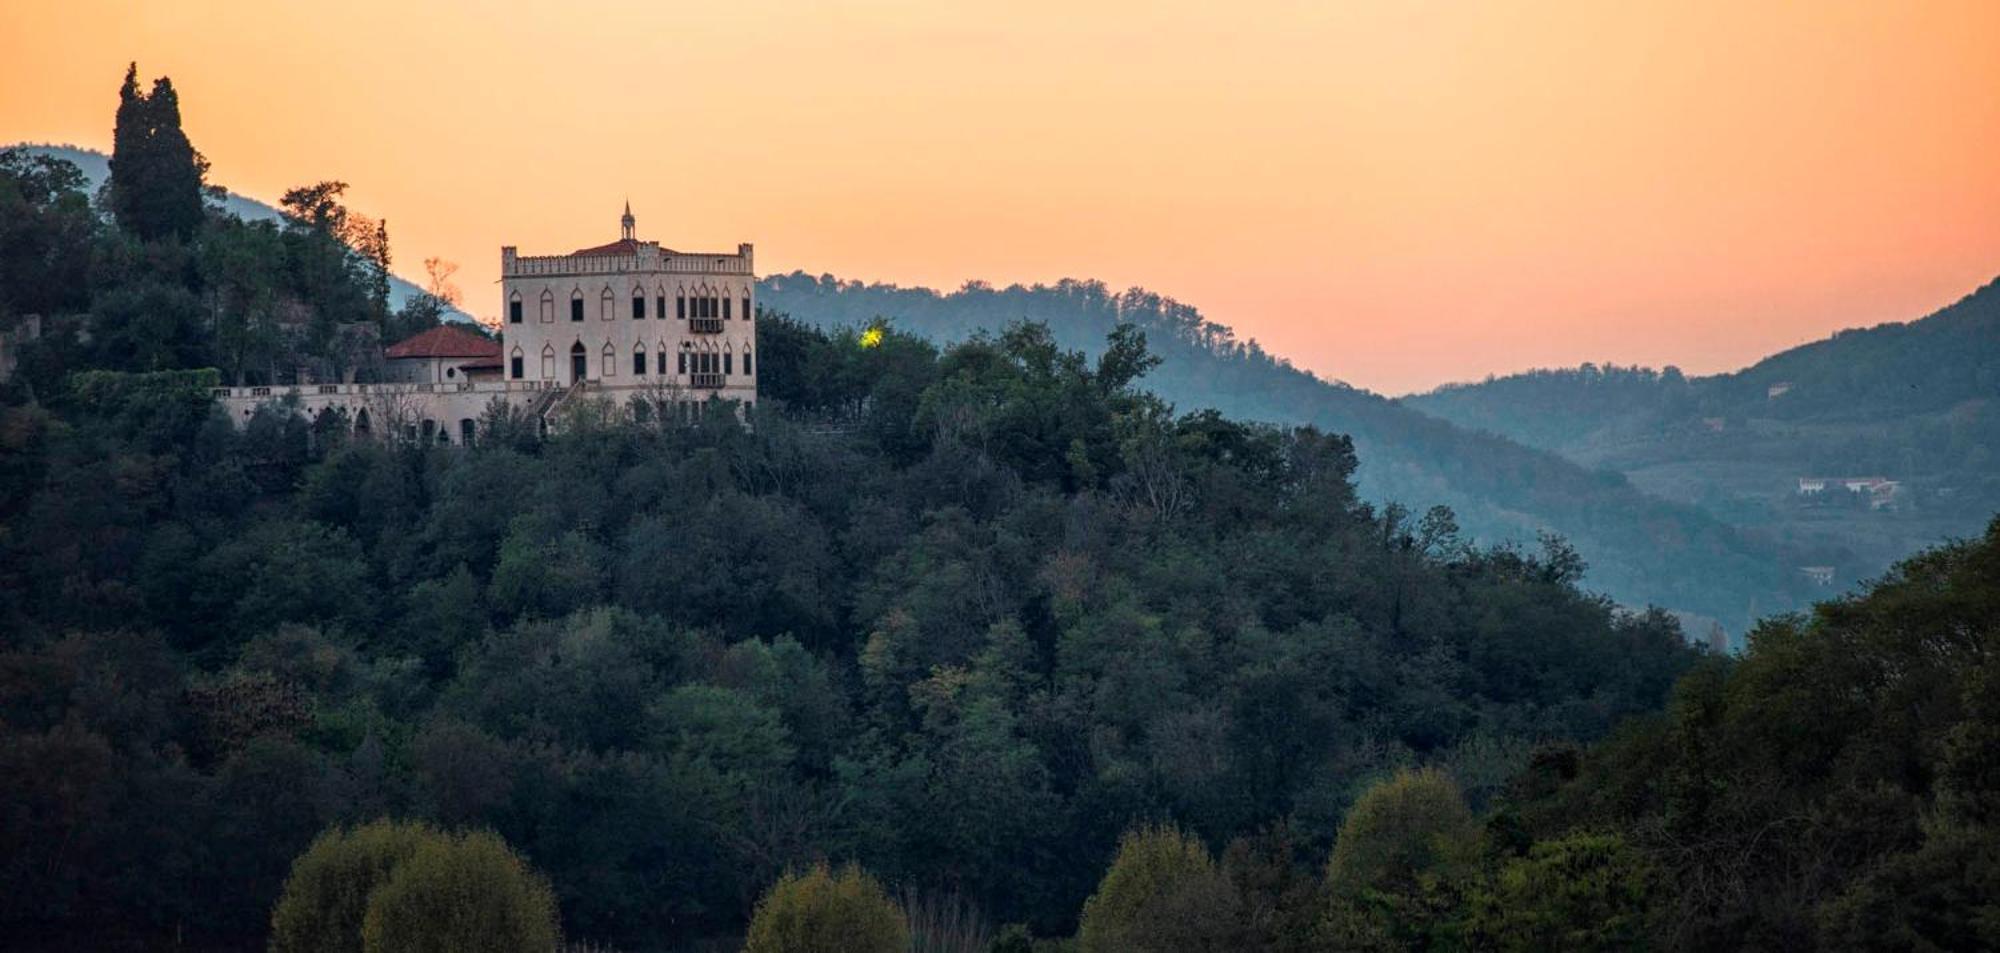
[3,0,1998,394]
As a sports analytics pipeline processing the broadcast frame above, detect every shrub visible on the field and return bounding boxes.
[1467,832,1659,952]
[743,862,908,953]
[1076,824,1240,953]
[270,820,434,953]
[359,829,560,953]
[270,820,559,953]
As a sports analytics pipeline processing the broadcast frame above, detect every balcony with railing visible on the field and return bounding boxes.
[688,316,724,334]
[689,372,727,390]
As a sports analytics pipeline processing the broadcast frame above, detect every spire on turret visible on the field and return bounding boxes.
[621,200,635,241]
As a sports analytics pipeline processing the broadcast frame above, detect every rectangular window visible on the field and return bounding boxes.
[632,296,645,319]
[743,297,752,320]
[633,351,647,375]
[509,300,523,324]
[510,355,524,379]
[723,297,732,320]
[676,296,686,319]
[656,295,665,320]
[724,353,733,375]
[570,298,583,322]
[678,352,687,374]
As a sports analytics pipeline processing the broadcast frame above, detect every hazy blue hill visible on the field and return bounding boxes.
[13,144,466,320]
[1404,276,2000,594]
[757,273,1814,634]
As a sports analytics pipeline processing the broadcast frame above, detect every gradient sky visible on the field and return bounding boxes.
[4,1,1997,394]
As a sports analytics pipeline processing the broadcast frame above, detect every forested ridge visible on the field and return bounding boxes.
[5,65,1997,952]
[756,275,1816,635]
[7,146,1821,635]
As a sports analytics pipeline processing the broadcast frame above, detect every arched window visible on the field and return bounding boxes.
[601,341,617,377]
[743,348,753,376]
[510,345,524,380]
[541,343,557,379]
[569,289,584,322]
[508,290,523,324]
[743,294,752,321]
[655,343,667,376]
[569,341,587,382]
[459,419,476,445]
[539,289,555,323]
[632,342,648,376]
[631,289,646,320]
[600,286,615,321]
[676,287,687,319]
[656,286,667,323]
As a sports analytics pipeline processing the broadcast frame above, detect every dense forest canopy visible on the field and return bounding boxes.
[5,64,1996,952]
[6,141,1824,634]
[757,274,1817,635]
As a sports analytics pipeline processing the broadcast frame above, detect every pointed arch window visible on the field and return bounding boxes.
[602,341,617,376]
[632,341,648,376]
[540,343,557,379]
[631,289,646,319]
[508,291,523,324]
[569,289,584,322]
[656,287,667,322]
[600,286,615,321]
[743,348,753,376]
[510,345,524,380]
[540,289,555,323]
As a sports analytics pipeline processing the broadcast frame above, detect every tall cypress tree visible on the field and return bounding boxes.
[107,63,207,241]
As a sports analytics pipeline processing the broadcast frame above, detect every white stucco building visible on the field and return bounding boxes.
[214,207,758,442]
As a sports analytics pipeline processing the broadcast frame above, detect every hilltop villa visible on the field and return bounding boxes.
[214,206,757,441]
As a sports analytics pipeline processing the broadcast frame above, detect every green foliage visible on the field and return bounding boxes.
[270,820,433,953]
[359,828,561,953]
[1466,832,1659,952]
[0,70,1715,949]
[757,272,1810,631]
[108,62,208,241]
[1076,825,1240,953]
[1321,768,1480,950]
[742,863,909,953]
[271,821,559,953]
[1325,768,1478,898]
[1508,517,2000,950]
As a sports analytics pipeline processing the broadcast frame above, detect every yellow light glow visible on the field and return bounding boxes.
[859,327,885,350]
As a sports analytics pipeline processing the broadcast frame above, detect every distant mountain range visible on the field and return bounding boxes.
[757,275,1824,639]
[1405,277,2000,604]
[15,144,467,320]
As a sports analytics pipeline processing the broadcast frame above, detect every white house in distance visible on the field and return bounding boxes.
[213,206,759,442]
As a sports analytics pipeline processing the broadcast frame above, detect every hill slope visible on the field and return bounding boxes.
[757,274,1815,632]
[1405,277,2000,591]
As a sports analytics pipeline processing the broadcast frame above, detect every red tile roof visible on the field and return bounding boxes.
[384,325,502,360]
